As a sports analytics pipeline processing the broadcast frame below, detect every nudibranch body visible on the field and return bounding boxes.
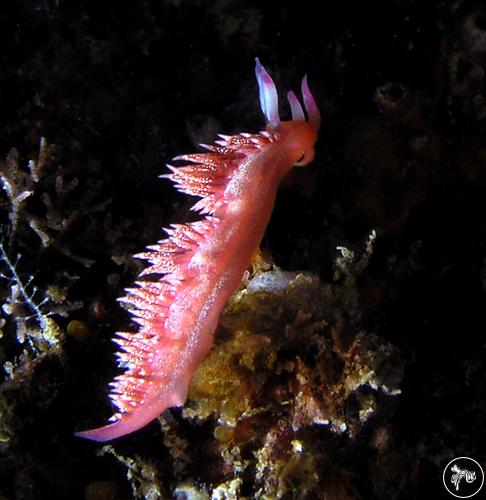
[76,59,320,442]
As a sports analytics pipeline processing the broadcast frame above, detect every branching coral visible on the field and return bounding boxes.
[0,136,117,464]
[99,445,166,500]
[0,145,37,247]
[0,241,68,455]
[0,138,113,265]
[0,242,62,348]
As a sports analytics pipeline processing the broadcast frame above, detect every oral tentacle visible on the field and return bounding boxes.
[287,91,305,121]
[301,75,321,131]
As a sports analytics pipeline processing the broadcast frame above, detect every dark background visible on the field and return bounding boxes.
[0,0,485,498]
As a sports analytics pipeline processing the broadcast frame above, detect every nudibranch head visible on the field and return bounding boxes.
[255,58,320,166]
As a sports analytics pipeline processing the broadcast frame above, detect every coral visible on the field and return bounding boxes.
[0,146,35,247]
[0,137,132,496]
[93,235,403,498]
[100,446,166,500]
[156,235,402,497]
[0,240,67,457]
[0,242,64,349]
[0,138,118,266]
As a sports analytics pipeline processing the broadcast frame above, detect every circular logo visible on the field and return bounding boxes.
[443,457,484,498]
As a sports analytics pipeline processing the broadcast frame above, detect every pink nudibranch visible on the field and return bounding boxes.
[75,58,320,441]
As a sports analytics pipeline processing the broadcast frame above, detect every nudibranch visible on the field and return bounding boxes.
[76,58,320,441]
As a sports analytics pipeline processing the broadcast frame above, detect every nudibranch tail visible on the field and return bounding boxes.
[76,59,320,442]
